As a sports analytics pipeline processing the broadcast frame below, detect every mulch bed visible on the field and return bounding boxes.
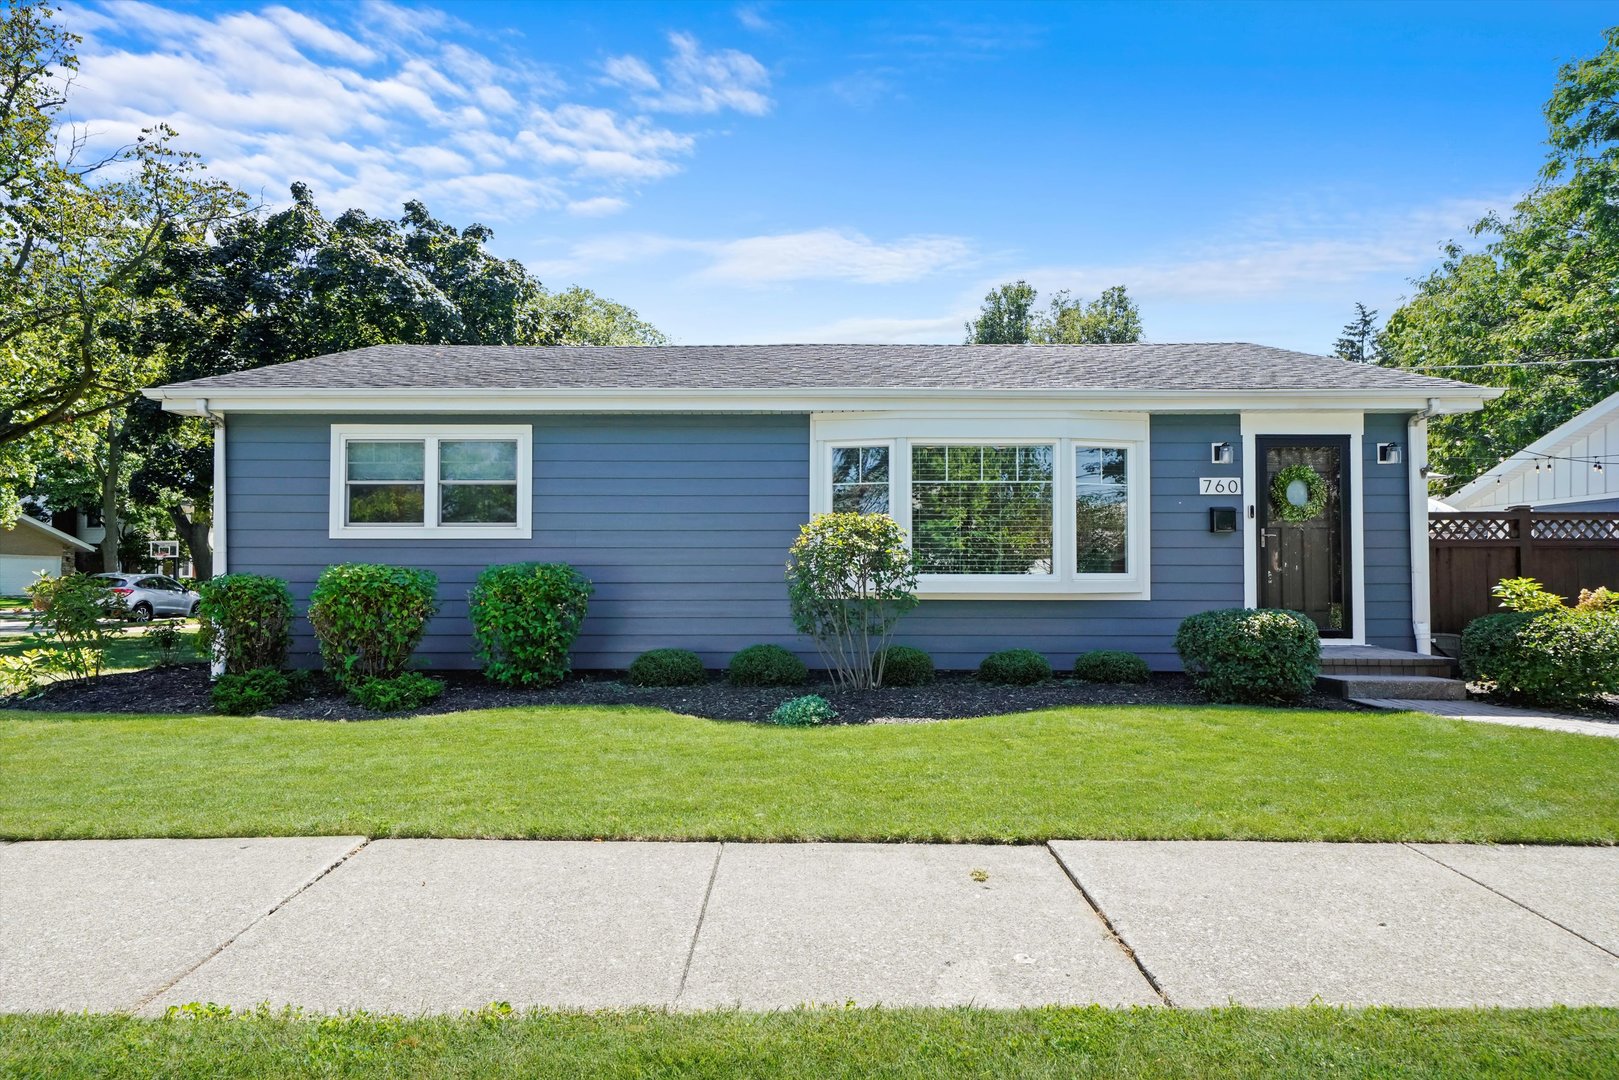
[3,663,1360,723]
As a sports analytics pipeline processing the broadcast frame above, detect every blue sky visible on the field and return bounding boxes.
[62,0,1614,351]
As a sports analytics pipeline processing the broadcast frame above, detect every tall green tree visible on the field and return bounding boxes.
[0,2,243,524]
[1033,285,1143,344]
[1380,28,1619,489]
[1333,303,1381,363]
[965,280,1038,343]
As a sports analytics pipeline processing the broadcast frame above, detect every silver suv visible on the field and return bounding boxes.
[92,573,201,622]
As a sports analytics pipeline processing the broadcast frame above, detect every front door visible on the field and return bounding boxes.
[1257,436,1351,637]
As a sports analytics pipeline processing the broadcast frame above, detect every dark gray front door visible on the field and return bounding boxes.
[1257,437,1351,637]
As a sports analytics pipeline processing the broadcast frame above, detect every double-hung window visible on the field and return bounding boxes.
[812,417,1149,599]
[330,425,532,539]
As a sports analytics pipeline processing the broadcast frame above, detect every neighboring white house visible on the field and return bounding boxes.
[0,514,95,595]
[1445,390,1619,512]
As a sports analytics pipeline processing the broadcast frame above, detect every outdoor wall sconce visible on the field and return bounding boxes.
[1211,441,1234,464]
[1377,442,1402,465]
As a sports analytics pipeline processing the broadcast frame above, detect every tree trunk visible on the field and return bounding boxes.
[168,506,212,581]
[99,416,123,573]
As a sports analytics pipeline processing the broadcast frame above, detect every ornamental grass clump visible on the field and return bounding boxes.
[786,512,919,689]
[727,643,808,687]
[195,573,294,674]
[308,563,438,688]
[468,562,593,687]
[627,648,707,687]
[1175,608,1320,704]
[1073,649,1150,684]
[1461,578,1619,707]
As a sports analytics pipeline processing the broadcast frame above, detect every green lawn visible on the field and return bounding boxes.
[0,594,28,612]
[4,704,1617,842]
[0,619,206,673]
[4,1006,1617,1079]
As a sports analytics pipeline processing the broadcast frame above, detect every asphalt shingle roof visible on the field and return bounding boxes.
[156,343,1477,394]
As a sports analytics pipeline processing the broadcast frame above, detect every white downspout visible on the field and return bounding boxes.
[199,398,226,677]
[1408,399,1437,654]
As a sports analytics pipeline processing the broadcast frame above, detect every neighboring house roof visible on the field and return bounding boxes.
[5,514,95,552]
[157,342,1477,394]
[1446,388,1619,511]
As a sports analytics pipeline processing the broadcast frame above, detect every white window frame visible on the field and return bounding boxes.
[810,414,1151,600]
[329,424,532,540]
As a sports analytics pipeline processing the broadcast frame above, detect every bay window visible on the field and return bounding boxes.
[330,425,532,539]
[811,416,1149,599]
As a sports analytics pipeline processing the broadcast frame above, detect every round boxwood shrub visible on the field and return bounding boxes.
[1073,649,1150,684]
[1174,608,1319,704]
[468,562,593,687]
[307,563,438,688]
[769,694,837,726]
[727,643,809,687]
[195,573,294,675]
[348,671,444,713]
[1462,608,1619,707]
[978,648,1052,685]
[628,648,707,687]
[874,644,934,687]
[211,667,291,716]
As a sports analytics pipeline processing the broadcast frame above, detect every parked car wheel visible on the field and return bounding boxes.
[189,600,201,617]
[129,601,153,623]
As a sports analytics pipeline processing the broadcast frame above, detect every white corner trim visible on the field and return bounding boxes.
[1408,413,1432,653]
[809,412,1152,601]
[211,415,227,678]
[328,423,533,540]
[1240,412,1366,644]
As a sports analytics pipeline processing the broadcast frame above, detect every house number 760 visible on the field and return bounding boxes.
[1199,478,1242,495]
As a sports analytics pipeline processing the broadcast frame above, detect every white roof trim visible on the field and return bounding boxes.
[144,385,1502,417]
[6,513,95,552]
[1446,388,1619,504]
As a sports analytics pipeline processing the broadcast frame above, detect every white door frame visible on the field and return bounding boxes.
[1241,412,1366,645]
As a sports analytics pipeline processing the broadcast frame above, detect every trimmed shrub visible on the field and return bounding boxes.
[211,667,290,716]
[978,648,1052,685]
[195,574,294,675]
[627,648,707,687]
[727,643,809,687]
[786,512,919,689]
[769,694,837,726]
[307,564,438,688]
[1073,649,1150,684]
[349,671,444,713]
[15,573,123,685]
[874,644,934,687]
[468,562,593,687]
[1175,608,1320,704]
[1462,609,1619,707]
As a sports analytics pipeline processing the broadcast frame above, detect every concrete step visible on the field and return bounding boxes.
[1316,674,1469,701]
[1318,656,1458,678]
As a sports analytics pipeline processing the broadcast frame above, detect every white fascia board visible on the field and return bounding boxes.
[143,385,1503,417]
[1446,387,1619,505]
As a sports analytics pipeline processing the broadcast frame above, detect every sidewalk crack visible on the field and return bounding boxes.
[675,841,723,1005]
[127,837,371,1014]
[1046,843,1173,1006]
[1404,843,1619,961]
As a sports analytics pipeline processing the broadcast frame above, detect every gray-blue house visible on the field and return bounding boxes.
[145,343,1498,671]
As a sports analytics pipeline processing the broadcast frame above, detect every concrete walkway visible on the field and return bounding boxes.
[2,839,1616,1014]
[1355,697,1619,738]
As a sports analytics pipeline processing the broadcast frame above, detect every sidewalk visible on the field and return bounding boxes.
[1355,696,1619,738]
[2,838,1616,1014]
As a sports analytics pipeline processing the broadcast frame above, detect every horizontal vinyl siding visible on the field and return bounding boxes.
[1362,413,1415,650]
[227,411,1296,672]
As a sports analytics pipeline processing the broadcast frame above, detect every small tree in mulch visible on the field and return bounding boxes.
[786,512,918,690]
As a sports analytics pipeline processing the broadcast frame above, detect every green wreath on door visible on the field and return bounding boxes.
[1270,464,1329,523]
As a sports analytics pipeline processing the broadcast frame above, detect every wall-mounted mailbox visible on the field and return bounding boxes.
[1209,506,1238,533]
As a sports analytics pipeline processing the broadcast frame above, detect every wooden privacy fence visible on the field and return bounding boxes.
[1429,508,1619,634]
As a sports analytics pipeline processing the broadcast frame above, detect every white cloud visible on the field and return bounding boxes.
[603,32,772,116]
[65,1,741,221]
[567,196,629,218]
[734,5,775,33]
